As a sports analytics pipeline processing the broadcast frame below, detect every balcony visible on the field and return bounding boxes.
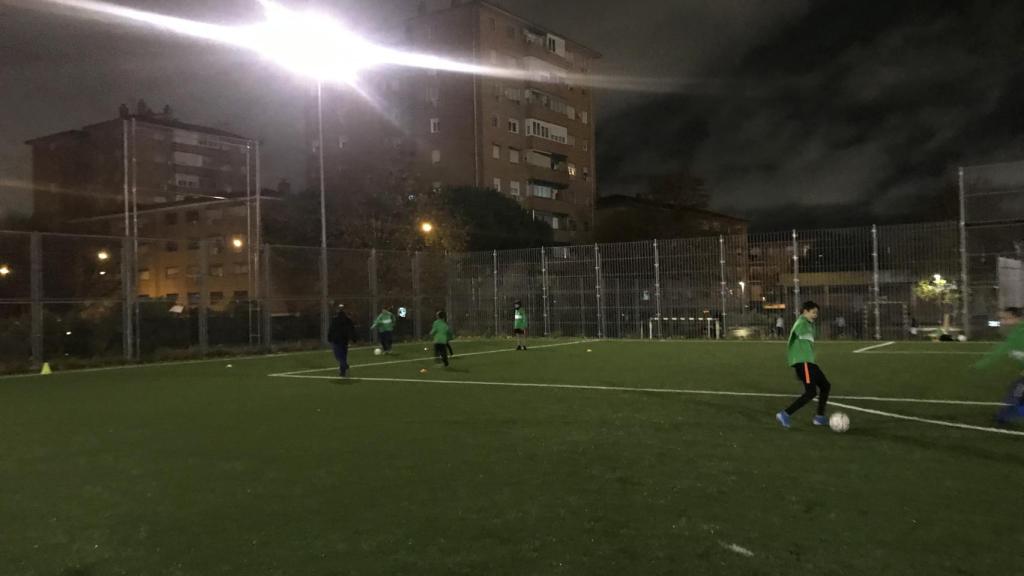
[525,163,570,187]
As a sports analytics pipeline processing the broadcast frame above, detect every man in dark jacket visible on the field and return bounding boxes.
[327,305,356,377]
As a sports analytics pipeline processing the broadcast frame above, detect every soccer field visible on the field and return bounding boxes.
[2,338,1021,575]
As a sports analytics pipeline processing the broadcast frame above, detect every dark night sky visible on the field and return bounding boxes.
[2,0,1023,230]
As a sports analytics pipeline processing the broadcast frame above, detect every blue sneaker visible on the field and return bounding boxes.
[776,411,791,429]
[813,415,828,427]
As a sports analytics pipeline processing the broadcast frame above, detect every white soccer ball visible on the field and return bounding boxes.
[957,334,967,342]
[374,348,383,356]
[829,412,850,433]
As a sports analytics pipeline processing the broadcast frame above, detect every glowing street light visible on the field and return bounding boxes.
[232,237,244,249]
[97,250,110,261]
[933,273,943,283]
[0,265,10,277]
[420,222,434,234]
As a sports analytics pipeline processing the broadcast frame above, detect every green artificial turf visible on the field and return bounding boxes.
[1,338,1021,575]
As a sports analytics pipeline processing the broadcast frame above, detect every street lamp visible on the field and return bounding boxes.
[97,250,109,261]
[0,265,10,277]
[232,237,244,249]
[420,222,434,234]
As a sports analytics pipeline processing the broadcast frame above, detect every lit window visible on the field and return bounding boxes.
[430,118,440,133]
[493,177,502,192]
[510,181,521,196]
[431,149,441,164]
[165,266,181,279]
[492,145,501,159]
[138,269,151,281]
[568,163,577,177]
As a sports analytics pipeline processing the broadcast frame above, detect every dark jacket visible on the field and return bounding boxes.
[327,311,356,345]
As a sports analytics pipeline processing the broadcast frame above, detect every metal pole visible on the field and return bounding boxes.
[594,243,604,338]
[246,144,254,346]
[121,238,134,360]
[492,250,499,336]
[30,232,43,370]
[541,247,550,336]
[369,249,379,322]
[412,252,422,338]
[262,243,273,348]
[254,140,262,347]
[719,235,727,339]
[653,239,662,339]
[318,80,329,346]
[791,229,801,318]
[958,167,970,339]
[871,224,881,341]
[198,238,209,355]
[130,118,140,360]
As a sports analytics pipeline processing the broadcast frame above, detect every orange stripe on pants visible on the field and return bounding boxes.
[803,363,811,384]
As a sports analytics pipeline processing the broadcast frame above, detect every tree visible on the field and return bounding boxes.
[914,274,960,332]
[432,186,553,251]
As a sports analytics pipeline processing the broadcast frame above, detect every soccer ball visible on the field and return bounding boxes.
[374,348,383,356]
[829,412,850,433]
[957,334,967,342]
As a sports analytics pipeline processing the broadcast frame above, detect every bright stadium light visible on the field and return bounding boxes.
[232,237,244,249]
[0,265,10,277]
[97,250,109,261]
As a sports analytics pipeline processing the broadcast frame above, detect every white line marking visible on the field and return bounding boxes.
[853,341,895,354]
[271,373,1007,407]
[829,401,1024,437]
[720,542,755,557]
[268,340,591,377]
[857,350,986,355]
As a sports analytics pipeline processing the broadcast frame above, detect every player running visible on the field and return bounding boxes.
[776,301,832,429]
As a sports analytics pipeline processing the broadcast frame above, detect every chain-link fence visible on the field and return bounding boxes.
[0,221,980,373]
[961,160,1024,339]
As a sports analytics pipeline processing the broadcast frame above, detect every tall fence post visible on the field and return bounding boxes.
[445,251,453,327]
[412,251,422,338]
[719,235,727,339]
[871,224,881,341]
[30,232,43,370]
[791,229,801,318]
[653,239,662,339]
[121,237,134,361]
[368,248,378,328]
[261,244,272,349]
[492,250,499,337]
[198,238,209,355]
[319,243,329,347]
[594,243,604,338]
[958,167,970,339]
[541,247,550,337]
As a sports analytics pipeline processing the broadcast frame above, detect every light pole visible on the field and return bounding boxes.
[318,79,329,346]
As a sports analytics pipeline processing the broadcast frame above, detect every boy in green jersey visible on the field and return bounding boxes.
[776,301,832,429]
[513,300,528,350]
[430,309,454,367]
[976,307,1024,426]
[370,305,397,353]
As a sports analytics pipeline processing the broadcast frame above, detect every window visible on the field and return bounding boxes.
[491,114,499,128]
[525,119,568,144]
[431,181,443,193]
[187,238,200,251]
[582,139,589,152]
[431,149,441,164]
[138,269,151,281]
[509,148,520,164]
[529,183,558,199]
[186,266,200,278]
[165,293,179,302]
[426,85,439,105]
[492,144,501,159]
[173,151,204,167]
[209,236,225,255]
[233,262,249,275]
[492,82,501,101]
[583,167,590,181]
[232,290,248,301]
[506,25,516,39]
[206,209,223,225]
[175,174,200,189]
[210,265,224,277]
[510,180,521,196]
[210,291,224,304]
[503,87,522,103]
[165,266,181,279]
[166,241,179,253]
[581,111,589,124]
[507,119,520,134]
[188,292,200,305]
[164,213,178,226]
[430,118,440,133]
[493,177,502,192]
[568,163,577,177]
[338,136,348,149]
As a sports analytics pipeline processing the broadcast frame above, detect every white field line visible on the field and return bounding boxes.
[268,340,591,377]
[858,350,987,355]
[272,373,1007,407]
[276,374,1018,437]
[0,347,360,381]
[852,341,895,354]
[829,401,1024,437]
